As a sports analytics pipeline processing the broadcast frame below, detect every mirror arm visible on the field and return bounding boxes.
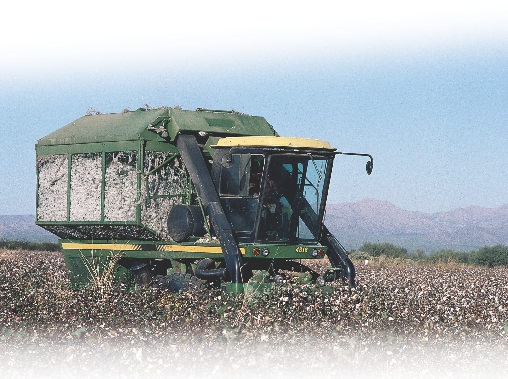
[334,151,374,175]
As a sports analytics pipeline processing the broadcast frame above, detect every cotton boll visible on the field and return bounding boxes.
[37,155,68,221]
[104,151,138,222]
[141,153,189,239]
[70,153,102,221]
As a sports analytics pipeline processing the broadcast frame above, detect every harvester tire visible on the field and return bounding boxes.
[162,273,204,293]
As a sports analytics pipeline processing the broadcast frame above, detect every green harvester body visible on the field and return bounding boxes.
[36,107,367,292]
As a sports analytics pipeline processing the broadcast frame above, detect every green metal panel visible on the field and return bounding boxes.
[36,141,142,155]
[59,240,327,260]
[66,154,71,221]
[144,140,178,153]
[242,244,328,260]
[36,108,169,146]
[136,140,143,224]
[167,109,278,140]
[60,239,329,290]
[36,108,278,150]
[63,250,133,289]
[101,151,106,222]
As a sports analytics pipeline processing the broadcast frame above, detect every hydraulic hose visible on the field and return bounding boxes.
[194,258,227,280]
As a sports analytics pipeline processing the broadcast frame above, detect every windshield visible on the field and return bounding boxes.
[219,154,264,234]
[217,150,333,243]
[257,154,332,243]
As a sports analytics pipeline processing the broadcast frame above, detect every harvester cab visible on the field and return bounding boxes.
[35,107,372,293]
[212,136,333,245]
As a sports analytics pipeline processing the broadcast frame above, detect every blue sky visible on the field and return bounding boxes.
[1,1,507,214]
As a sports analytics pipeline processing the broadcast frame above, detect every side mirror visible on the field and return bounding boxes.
[335,151,374,175]
[366,160,373,175]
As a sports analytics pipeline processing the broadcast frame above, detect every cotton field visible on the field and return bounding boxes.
[1,249,507,379]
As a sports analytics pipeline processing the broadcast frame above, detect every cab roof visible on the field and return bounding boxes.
[212,136,335,151]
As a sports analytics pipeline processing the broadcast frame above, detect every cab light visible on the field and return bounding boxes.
[261,248,270,257]
[312,249,325,258]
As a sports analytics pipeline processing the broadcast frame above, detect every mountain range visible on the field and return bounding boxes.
[0,215,58,243]
[1,199,507,253]
[326,199,508,252]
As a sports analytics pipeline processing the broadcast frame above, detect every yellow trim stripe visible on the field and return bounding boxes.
[159,245,246,254]
[212,136,335,150]
[61,243,141,251]
[61,243,245,255]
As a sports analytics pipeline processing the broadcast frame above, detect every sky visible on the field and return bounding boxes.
[1,1,507,215]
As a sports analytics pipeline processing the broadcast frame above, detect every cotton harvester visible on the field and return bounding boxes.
[35,107,373,293]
